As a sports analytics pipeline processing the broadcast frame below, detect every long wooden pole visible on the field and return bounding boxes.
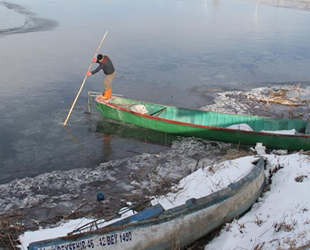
[63,31,108,126]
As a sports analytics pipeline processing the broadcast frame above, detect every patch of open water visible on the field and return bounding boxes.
[0,0,310,189]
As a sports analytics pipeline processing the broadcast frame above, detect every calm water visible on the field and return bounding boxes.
[1,0,310,184]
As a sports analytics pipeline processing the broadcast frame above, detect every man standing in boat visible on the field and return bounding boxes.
[87,54,115,100]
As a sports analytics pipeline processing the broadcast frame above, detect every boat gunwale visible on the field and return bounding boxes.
[95,97,309,139]
[92,158,265,233]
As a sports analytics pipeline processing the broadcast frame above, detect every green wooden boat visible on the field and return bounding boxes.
[95,96,310,151]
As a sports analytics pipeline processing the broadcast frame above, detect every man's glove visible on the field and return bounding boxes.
[92,58,97,63]
[86,72,92,76]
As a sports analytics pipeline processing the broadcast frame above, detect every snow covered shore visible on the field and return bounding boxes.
[19,153,310,249]
[19,155,258,248]
[206,153,310,250]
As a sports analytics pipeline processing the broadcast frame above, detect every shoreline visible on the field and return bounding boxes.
[0,0,310,36]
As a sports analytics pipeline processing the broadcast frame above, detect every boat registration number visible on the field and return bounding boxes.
[36,231,132,250]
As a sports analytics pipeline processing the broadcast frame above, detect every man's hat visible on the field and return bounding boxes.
[97,54,103,60]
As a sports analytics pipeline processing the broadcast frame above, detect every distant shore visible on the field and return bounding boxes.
[1,0,309,35]
[254,0,310,9]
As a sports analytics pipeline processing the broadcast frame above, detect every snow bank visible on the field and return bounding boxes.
[205,153,310,250]
[19,153,310,250]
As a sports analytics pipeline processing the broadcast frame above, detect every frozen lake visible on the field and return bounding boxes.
[1,0,310,184]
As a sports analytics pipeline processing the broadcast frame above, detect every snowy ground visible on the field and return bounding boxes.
[206,153,310,250]
[200,85,310,119]
[19,153,310,250]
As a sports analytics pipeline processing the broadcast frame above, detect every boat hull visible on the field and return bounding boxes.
[95,97,310,150]
[28,158,265,250]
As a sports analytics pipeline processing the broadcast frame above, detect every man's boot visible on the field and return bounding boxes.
[102,88,111,100]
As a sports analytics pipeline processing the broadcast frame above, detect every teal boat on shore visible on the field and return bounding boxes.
[95,96,310,151]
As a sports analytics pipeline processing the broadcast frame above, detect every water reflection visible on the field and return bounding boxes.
[103,134,113,159]
[95,118,178,149]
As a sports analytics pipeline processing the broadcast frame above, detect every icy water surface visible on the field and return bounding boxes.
[1,0,310,184]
